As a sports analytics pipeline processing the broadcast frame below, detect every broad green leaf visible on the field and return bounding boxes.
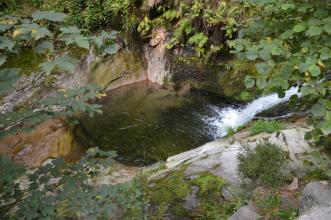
[298,63,309,73]
[319,48,331,60]
[0,24,12,32]
[0,68,20,93]
[320,120,331,135]
[40,61,56,74]
[281,30,294,39]
[245,76,255,88]
[323,23,331,34]
[271,46,283,56]
[245,48,258,60]
[256,62,271,74]
[31,27,52,40]
[306,26,322,37]
[0,36,15,51]
[54,56,78,73]
[293,23,306,32]
[35,40,54,54]
[75,38,90,49]
[60,26,81,34]
[281,3,295,10]
[311,103,326,117]
[256,78,267,89]
[308,64,321,76]
[32,11,67,22]
[300,86,316,96]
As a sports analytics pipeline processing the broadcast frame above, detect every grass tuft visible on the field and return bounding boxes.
[250,120,284,135]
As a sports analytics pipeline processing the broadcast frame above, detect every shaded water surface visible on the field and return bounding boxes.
[75,81,227,165]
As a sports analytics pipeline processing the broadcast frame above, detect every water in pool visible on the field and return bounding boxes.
[74,80,229,166]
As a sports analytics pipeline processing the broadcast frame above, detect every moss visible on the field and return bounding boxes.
[147,170,242,219]
[148,168,190,217]
[192,172,225,197]
[149,168,190,204]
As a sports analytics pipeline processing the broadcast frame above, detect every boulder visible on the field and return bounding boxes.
[0,120,81,167]
[298,206,331,220]
[229,205,259,220]
[299,181,331,215]
[165,127,313,189]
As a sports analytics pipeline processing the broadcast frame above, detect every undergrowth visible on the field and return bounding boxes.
[237,142,286,187]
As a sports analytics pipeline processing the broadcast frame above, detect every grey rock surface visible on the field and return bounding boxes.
[184,186,199,211]
[299,181,331,215]
[228,205,259,220]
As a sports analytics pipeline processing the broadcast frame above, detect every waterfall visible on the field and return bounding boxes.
[204,86,301,138]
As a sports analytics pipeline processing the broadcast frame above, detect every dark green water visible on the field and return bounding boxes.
[75,81,226,166]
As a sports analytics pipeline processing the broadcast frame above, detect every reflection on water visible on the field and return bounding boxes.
[74,80,227,165]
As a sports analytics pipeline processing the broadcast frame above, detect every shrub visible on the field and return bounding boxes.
[250,120,284,135]
[237,142,286,187]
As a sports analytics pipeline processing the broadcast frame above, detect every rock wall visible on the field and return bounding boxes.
[144,27,171,86]
[92,49,147,91]
[0,119,81,167]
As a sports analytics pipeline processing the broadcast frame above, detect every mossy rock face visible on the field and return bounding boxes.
[169,55,223,93]
[92,50,147,91]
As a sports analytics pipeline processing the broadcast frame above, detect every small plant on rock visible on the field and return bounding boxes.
[237,142,286,187]
[250,120,284,135]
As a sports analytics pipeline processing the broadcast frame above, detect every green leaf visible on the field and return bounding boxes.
[75,38,90,49]
[308,64,321,76]
[256,78,267,89]
[32,11,67,22]
[256,62,271,74]
[245,48,258,60]
[0,68,20,93]
[60,26,81,34]
[54,56,78,73]
[320,120,331,135]
[311,103,326,117]
[281,30,294,39]
[306,26,323,37]
[245,76,255,88]
[271,46,283,56]
[40,61,56,74]
[0,36,15,51]
[293,23,306,32]
[31,27,52,40]
[35,40,54,54]
[281,3,295,10]
[319,48,331,60]
[300,86,315,96]
[323,23,331,34]
[298,63,309,73]
[0,24,12,32]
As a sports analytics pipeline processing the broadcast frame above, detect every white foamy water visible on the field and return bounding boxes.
[204,86,301,138]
